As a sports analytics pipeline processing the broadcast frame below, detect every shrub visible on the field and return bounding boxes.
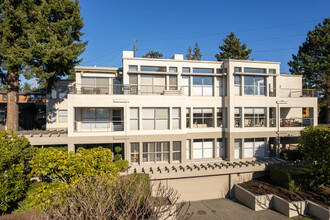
[44,174,187,220]
[0,130,36,213]
[269,165,315,191]
[280,150,302,161]
[298,126,330,185]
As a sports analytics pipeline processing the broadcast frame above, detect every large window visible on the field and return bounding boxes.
[217,138,226,159]
[244,138,266,158]
[244,76,265,96]
[234,76,241,96]
[58,110,68,123]
[129,65,138,71]
[81,77,109,94]
[216,77,226,96]
[140,66,166,72]
[269,107,276,127]
[193,68,214,74]
[217,108,226,128]
[193,139,213,159]
[234,108,241,128]
[130,143,139,164]
[143,142,169,163]
[130,108,139,130]
[172,108,181,129]
[129,74,138,94]
[244,68,266,73]
[244,107,266,127]
[2,95,7,101]
[142,108,169,130]
[193,76,213,96]
[81,108,110,128]
[173,141,181,162]
[182,67,190,73]
[193,108,213,128]
[182,76,190,96]
[169,76,177,90]
[234,139,242,159]
[169,67,177,72]
[141,75,165,95]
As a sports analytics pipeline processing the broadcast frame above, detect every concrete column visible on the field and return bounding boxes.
[139,142,143,165]
[189,76,193,96]
[213,138,217,158]
[241,138,245,160]
[213,107,217,128]
[169,141,173,164]
[181,140,186,164]
[241,76,244,97]
[68,143,75,152]
[266,107,269,128]
[228,135,235,162]
[213,76,216,97]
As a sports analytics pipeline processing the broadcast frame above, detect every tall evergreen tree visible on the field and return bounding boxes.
[186,42,202,60]
[0,0,87,131]
[186,46,192,60]
[20,82,32,91]
[142,51,163,58]
[288,18,330,123]
[215,32,252,61]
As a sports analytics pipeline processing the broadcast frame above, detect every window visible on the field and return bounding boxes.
[193,108,213,128]
[234,67,242,72]
[169,75,177,90]
[244,76,265,96]
[182,76,190,96]
[234,76,241,96]
[216,77,226,96]
[269,107,276,127]
[58,110,68,122]
[129,74,138,94]
[217,108,226,128]
[129,65,138,71]
[172,108,181,129]
[81,108,110,128]
[193,139,213,159]
[141,75,165,95]
[186,108,191,128]
[81,77,109,94]
[169,67,177,72]
[143,142,169,163]
[142,108,169,130]
[130,143,139,164]
[37,95,42,102]
[216,68,225,74]
[244,68,266,73]
[244,107,266,127]
[173,141,181,162]
[140,66,166,72]
[182,67,190,73]
[193,68,214,74]
[269,69,276,74]
[244,138,266,158]
[2,94,7,101]
[193,76,213,96]
[51,88,57,99]
[30,95,35,101]
[130,108,139,130]
[234,139,242,159]
[217,138,226,159]
[234,108,242,128]
[186,139,191,160]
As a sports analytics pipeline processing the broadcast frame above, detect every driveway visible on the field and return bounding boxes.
[180,198,289,220]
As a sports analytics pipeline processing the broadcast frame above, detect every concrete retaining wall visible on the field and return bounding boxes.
[234,184,329,220]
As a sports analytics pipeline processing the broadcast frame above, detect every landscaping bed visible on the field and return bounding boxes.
[239,176,330,209]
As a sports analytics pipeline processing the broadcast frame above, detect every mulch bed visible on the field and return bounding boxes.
[239,176,330,209]
[0,211,43,220]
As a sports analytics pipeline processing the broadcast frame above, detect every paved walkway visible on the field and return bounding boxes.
[180,198,289,220]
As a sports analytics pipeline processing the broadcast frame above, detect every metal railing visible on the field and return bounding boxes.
[70,84,183,96]
[280,118,313,127]
[74,121,124,132]
[280,89,317,98]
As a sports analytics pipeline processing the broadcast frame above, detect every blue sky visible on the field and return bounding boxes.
[77,0,329,74]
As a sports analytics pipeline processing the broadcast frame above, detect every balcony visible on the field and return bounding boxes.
[280,118,313,127]
[74,121,124,132]
[70,84,183,96]
[280,89,318,98]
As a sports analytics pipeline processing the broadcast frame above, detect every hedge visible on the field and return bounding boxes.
[269,165,315,191]
[280,150,302,161]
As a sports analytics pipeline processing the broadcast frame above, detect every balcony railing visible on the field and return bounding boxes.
[74,121,124,132]
[280,89,317,98]
[280,118,313,127]
[70,84,183,96]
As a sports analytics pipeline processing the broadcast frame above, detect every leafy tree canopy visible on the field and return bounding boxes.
[215,32,252,61]
[186,42,202,60]
[142,51,163,58]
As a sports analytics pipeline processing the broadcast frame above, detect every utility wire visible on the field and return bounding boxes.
[137,18,322,42]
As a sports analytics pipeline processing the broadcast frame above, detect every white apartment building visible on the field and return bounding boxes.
[26,51,317,201]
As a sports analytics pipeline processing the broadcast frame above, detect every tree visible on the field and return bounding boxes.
[142,51,163,58]
[20,82,32,91]
[186,42,202,60]
[0,0,87,131]
[215,32,252,61]
[288,18,330,123]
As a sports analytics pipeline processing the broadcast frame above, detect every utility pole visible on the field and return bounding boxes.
[133,39,136,57]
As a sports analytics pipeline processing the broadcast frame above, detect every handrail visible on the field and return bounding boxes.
[280,118,313,127]
[280,89,318,97]
[74,120,124,132]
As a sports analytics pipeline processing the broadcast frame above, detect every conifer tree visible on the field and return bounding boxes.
[186,47,192,60]
[192,42,202,60]
[142,51,163,58]
[0,0,87,131]
[215,32,252,61]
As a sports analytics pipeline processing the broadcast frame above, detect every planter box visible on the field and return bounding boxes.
[234,184,329,220]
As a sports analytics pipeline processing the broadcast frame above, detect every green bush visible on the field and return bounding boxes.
[0,130,36,213]
[298,126,330,185]
[269,165,315,191]
[280,150,302,161]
